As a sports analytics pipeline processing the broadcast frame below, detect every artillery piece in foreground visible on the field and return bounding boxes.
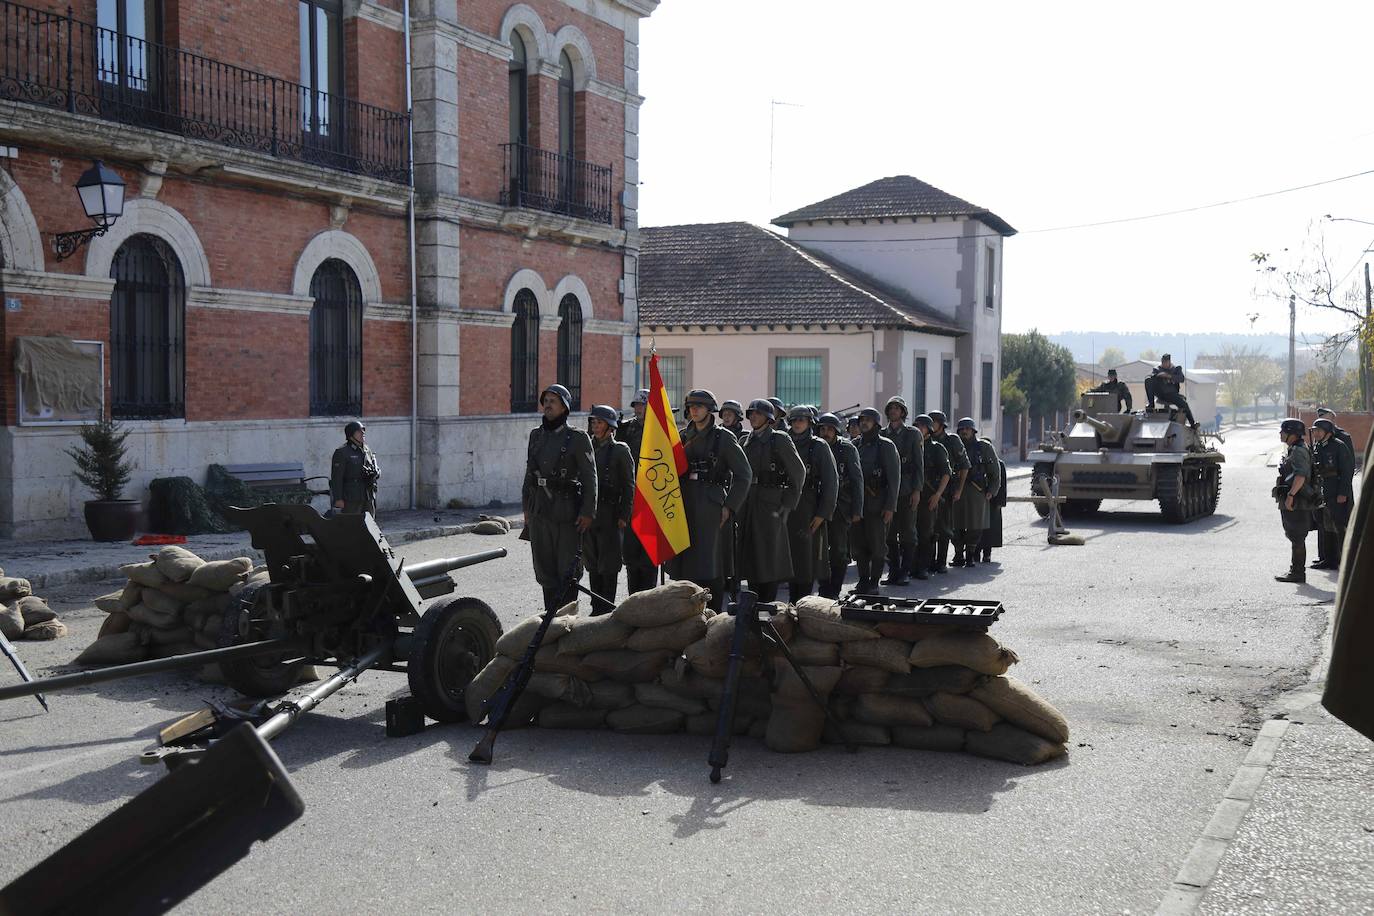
[1031,391,1225,523]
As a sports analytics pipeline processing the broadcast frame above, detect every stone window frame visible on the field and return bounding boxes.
[767,347,829,409]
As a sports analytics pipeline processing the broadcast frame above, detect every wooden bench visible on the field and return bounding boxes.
[217,462,330,505]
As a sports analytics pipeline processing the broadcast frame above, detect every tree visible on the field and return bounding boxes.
[1296,362,1360,410]
[1002,330,1078,418]
[1098,346,1126,368]
[1000,369,1028,416]
[1215,344,1284,419]
[1138,348,1158,362]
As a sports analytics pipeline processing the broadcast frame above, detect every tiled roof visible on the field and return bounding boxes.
[638,222,963,334]
[772,175,1017,236]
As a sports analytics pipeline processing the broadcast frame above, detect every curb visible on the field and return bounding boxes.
[24,517,524,591]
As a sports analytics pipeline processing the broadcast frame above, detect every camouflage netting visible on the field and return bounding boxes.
[147,477,233,535]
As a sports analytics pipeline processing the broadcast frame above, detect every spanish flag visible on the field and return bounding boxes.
[631,353,690,565]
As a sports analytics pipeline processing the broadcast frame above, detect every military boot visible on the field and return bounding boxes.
[951,545,966,567]
[934,538,950,573]
[1274,569,1305,583]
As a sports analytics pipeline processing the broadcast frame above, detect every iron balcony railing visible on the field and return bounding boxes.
[0,1,410,183]
[500,142,613,225]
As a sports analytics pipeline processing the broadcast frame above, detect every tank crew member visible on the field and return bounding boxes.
[1273,417,1318,583]
[582,406,635,614]
[665,390,752,611]
[524,385,597,611]
[816,412,864,598]
[719,399,746,438]
[784,405,839,600]
[927,410,969,573]
[1144,354,1196,426]
[330,420,380,518]
[737,398,806,602]
[912,414,951,579]
[1315,407,1355,453]
[851,407,900,593]
[847,414,862,440]
[950,418,1002,567]
[879,396,924,587]
[1310,417,1356,571]
[1088,369,1133,412]
[977,445,1008,564]
[616,388,659,594]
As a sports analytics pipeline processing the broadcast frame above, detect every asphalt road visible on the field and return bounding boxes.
[0,427,1339,913]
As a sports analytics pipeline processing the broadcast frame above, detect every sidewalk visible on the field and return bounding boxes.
[1,506,523,590]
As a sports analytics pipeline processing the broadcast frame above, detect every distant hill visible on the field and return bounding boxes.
[1045,331,1325,367]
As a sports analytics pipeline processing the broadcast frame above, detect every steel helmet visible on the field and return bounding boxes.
[956,417,977,432]
[816,412,843,433]
[720,399,744,416]
[913,413,934,430]
[541,384,572,411]
[767,397,786,418]
[683,388,718,412]
[884,396,909,419]
[746,398,775,419]
[928,409,948,427]
[588,404,620,428]
[1279,418,1306,438]
[344,420,366,438]
[786,404,814,424]
[858,407,883,425]
[631,388,651,407]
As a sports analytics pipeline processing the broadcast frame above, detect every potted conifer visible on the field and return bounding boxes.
[65,418,140,541]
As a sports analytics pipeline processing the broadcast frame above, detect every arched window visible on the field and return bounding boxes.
[511,288,540,412]
[110,234,184,419]
[309,258,363,416]
[558,50,575,158]
[508,31,528,146]
[557,293,583,410]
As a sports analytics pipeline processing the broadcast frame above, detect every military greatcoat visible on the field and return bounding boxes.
[827,433,865,570]
[584,434,635,575]
[934,429,970,536]
[784,431,840,585]
[523,417,597,587]
[330,440,379,516]
[850,428,900,583]
[1323,426,1374,739]
[664,419,751,585]
[951,435,1002,532]
[737,426,806,584]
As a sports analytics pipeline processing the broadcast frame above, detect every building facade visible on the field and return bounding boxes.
[0,0,655,539]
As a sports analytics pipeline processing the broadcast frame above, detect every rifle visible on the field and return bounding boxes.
[0,630,45,712]
[829,403,861,417]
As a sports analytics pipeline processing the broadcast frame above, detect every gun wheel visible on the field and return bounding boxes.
[408,595,502,723]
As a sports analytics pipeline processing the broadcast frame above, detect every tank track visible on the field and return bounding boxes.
[1157,460,1221,523]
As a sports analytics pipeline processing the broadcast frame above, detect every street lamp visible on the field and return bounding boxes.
[52,160,125,262]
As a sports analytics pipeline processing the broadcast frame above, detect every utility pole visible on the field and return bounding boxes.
[1287,293,1296,411]
[1363,263,1372,411]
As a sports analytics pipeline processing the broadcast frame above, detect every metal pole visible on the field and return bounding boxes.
[255,643,388,742]
[1287,293,1296,409]
[1363,263,1371,412]
[404,0,418,511]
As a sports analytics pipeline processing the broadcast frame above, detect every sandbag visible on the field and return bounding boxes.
[140,588,184,617]
[188,557,254,591]
[157,581,213,604]
[885,666,982,697]
[703,612,763,658]
[794,596,880,643]
[841,637,913,675]
[119,580,142,609]
[626,613,708,652]
[774,664,841,700]
[537,703,607,729]
[767,664,841,754]
[94,592,125,614]
[585,680,636,710]
[748,718,768,740]
[970,675,1070,743]
[605,704,685,734]
[788,634,840,666]
[16,595,56,626]
[852,692,935,728]
[524,672,591,707]
[127,602,179,630]
[660,664,725,702]
[476,515,511,532]
[98,611,133,637]
[500,690,549,729]
[705,676,773,720]
[533,644,604,680]
[472,520,508,535]
[152,545,205,583]
[767,605,797,646]
[909,631,1019,676]
[925,691,999,732]
[0,576,32,601]
[120,562,167,587]
[557,614,633,656]
[0,604,25,640]
[965,722,1067,765]
[891,724,966,752]
[686,712,753,737]
[74,632,149,666]
[185,594,234,629]
[192,630,219,651]
[834,665,890,696]
[579,649,673,683]
[464,656,517,722]
[23,620,68,641]
[498,610,579,657]
[682,634,762,679]
[228,569,270,599]
[143,625,194,648]
[612,581,709,628]
[876,621,974,642]
[634,682,707,715]
[823,720,891,746]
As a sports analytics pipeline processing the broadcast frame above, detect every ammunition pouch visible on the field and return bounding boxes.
[533,473,582,499]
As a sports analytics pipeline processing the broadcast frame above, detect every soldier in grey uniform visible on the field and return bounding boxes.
[977,448,1008,564]
[523,384,597,611]
[1273,417,1318,583]
[583,405,635,614]
[1310,417,1356,571]
[880,396,924,587]
[330,419,379,518]
[784,405,839,601]
[816,412,864,598]
[912,414,952,579]
[616,388,658,594]
[665,389,752,611]
[737,398,806,602]
[719,399,745,438]
[950,417,1001,568]
[927,410,969,573]
[851,407,899,593]
[767,397,787,432]
[1087,369,1133,412]
[847,414,861,440]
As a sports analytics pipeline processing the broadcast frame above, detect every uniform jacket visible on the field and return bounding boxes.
[1088,379,1133,411]
[828,434,865,520]
[951,435,1002,531]
[881,423,925,496]
[666,419,751,584]
[789,432,840,523]
[921,437,952,495]
[855,428,900,516]
[616,416,644,459]
[1150,365,1185,394]
[1323,426,1374,739]
[584,434,635,574]
[1313,436,1356,501]
[329,441,379,509]
[523,417,597,523]
[935,429,971,476]
[1276,442,1318,511]
[737,426,806,582]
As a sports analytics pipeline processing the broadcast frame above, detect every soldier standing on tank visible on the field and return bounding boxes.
[736,399,805,602]
[1273,417,1319,584]
[615,388,659,594]
[950,418,1001,568]
[879,396,924,587]
[1310,417,1355,571]
[816,412,864,598]
[719,399,746,438]
[665,390,752,611]
[851,407,899,593]
[1087,369,1133,412]
[583,406,635,614]
[912,414,951,579]
[330,419,380,518]
[784,405,839,600]
[524,385,598,611]
[926,410,969,573]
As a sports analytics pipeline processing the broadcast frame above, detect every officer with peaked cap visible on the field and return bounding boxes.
[665,389,751,610]
[1310,416,1355,571]
[912,414,951,579]
[617,387,658,594]
[524,384,597,610]
[880,395,924,586]
[950,417,1001,568]
[1273,417,1318,583]
[583,405,635,614]
[816,411,864,598]
[851,407,900,592]
[926,409,969,573]
[784,404,839,600]
[736,398,805,602]
[719,399,746,438]
[331,419,380,518]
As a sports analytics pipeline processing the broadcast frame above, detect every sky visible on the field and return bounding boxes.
[636,0,1374,340]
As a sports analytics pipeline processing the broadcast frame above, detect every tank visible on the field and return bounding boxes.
[1030,391,1224,523]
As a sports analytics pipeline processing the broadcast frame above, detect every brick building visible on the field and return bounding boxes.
[0,0,655,538]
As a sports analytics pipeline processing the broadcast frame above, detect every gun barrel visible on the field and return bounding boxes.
[1072,409,1114,436]
[401,548,508,583]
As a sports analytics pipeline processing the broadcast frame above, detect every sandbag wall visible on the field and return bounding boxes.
[0,569,67,642]
[466,587,1070,766]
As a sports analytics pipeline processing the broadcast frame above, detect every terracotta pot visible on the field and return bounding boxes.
[83,499,142,542]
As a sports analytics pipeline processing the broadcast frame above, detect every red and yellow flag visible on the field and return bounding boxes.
[631,353,690,565]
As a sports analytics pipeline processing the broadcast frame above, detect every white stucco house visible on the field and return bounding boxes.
[638,176,1015,440]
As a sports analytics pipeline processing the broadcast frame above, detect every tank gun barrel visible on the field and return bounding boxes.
[402,548,507,584]
[1072,408,1115,436]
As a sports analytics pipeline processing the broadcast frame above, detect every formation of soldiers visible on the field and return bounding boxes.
[1273,408,1357,584]
[522,383,1005,614]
